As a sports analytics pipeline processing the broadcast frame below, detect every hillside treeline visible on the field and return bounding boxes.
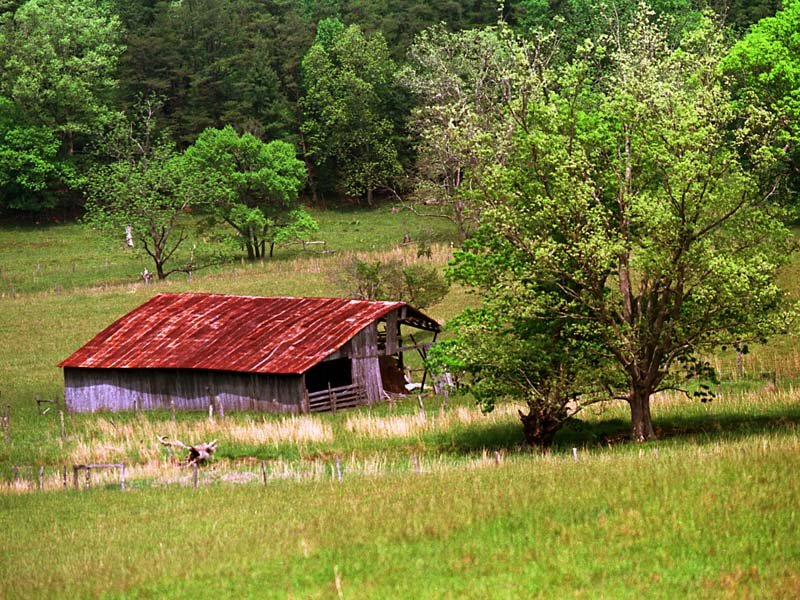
[0,0,787,217]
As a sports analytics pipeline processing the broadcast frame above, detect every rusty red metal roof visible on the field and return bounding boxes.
[59,293,438,375]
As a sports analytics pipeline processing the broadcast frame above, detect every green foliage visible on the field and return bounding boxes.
[514,0,701,57]
[722,0,800,206]
[83,101,199,279]
[429,298,616,447]
[117,0,299,145]
[182,125,310,259]
[0,0,123,154]
[0,96,61,212]
[336,257,448,308]
[706,0,783,32]
[301,20,401,204]
[445,8,796,441]
[402,24,533,240]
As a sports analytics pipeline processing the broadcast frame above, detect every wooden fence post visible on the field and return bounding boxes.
[494,450,501,466]
[72,465,79,489]
[261,462,268,487]
[38,466,44,490]
[572,447,578,462]
[59,410,66,439]
[62,465,67,489]
[328,383,336,413]
[1,402,10,445]
[335,456,343,481]
[192,462,199,489]
[412,454,420,474]
[85,466,91,489]
[120,463,126,491]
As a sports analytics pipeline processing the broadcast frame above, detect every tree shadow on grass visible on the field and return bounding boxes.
[554,406,800,451]
[430,421,525,455]
[442,406,800,457]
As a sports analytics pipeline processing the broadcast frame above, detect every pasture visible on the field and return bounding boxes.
[1,210,799,598]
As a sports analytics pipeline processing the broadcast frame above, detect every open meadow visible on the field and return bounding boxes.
[1,211,800,598]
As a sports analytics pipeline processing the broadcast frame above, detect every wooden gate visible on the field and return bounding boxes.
[306,383,368,413]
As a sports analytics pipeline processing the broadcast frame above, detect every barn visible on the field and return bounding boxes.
[59,293,440,414]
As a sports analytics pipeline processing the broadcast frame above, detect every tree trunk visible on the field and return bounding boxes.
[518,403,566,449]
[245,241,255,261]
[155,261,166,280]
[366,187,374,207]
[629,389,656,441]
[269,241,275,258]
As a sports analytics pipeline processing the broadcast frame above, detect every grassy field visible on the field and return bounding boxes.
[1,213,800,598]
[0,205,455,295]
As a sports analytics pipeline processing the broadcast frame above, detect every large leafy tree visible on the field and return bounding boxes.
[182,125,311,260]
[444,11,794,441]
[300,19,401,205]
[0,0,122,213]
[0,0,123,156]
[84,99,198,280]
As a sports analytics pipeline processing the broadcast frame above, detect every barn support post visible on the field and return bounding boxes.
[351,324,383,405]
[418,332,438,393]
[329,383,337,413]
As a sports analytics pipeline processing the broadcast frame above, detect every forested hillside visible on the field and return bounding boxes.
[0,0,788,216]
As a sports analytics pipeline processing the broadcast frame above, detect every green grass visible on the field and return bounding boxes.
[2,434,799,598]
[0,205,456,295]
[2,216,800,598]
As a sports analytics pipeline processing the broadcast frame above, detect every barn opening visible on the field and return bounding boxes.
[305,358,352,393]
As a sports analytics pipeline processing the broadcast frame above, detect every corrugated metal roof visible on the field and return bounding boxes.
[59,293,439,375]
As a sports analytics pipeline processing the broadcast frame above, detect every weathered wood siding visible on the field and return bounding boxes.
[350,323,384,405]
[64,367,304,414]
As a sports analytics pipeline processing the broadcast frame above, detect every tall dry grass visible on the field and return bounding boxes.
[69,414,333,465]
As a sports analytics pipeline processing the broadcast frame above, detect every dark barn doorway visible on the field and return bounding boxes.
[305,358,352,393]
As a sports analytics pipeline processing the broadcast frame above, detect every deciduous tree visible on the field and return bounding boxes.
[182,125,311,260]
[0,0,123,156]
[444,9,795,441]
[300,19,401,205]
[84,99,197,280]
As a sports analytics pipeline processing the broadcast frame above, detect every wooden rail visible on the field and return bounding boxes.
[307,383,367,413]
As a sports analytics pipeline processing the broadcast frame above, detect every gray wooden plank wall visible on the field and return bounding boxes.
[64,367,305,413]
